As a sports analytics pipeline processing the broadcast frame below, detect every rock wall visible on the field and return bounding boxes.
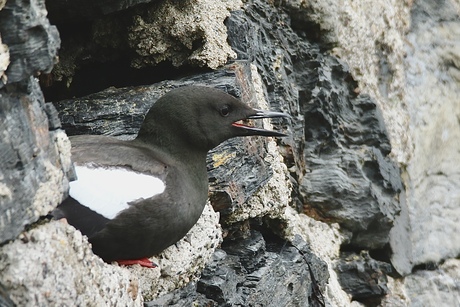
[391,0,460,275]
[0,0,68,243]
[1,0,459,306]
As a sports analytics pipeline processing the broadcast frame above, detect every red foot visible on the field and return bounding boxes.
[116,258,158,268]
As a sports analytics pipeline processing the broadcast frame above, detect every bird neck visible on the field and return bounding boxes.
[134,130,208,173]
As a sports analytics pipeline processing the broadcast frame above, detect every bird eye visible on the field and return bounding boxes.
[220,105,230,117]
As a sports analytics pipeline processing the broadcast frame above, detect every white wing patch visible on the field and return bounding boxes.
[69,165,166,219]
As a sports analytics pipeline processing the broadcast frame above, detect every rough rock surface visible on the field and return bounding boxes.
[127,0,241,69]
[227,0,403,251]
[0,0,60,87]
[46,0,241,95]
[0,0,70,244]
[284,0,412,164]
[390,0,460,275]
[382,259,460,306]
[281,207,359,307]
[0,37,8,85]
[0,221,144,306]
[288,0,460,277]
[0,80,71,243]
[148,231,329,307]
[335,251,393,304]
[0,202,221,305]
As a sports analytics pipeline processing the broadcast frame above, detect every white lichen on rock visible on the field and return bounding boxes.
[0,37,8,85]
[0,201,221,305]
[225,64,292,222]
[32,129,72,220]
[128,0,242,69]
[0,221,144,306]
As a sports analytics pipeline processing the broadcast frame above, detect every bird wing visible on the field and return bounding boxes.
[53,135,171,236]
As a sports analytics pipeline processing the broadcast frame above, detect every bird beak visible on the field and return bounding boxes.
[232,109,290,137]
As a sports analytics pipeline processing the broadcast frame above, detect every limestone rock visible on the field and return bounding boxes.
[0,201,221,305]
[283,0,460,278]
[282,207,357,307]
[128,0,241,69]
[0,0,67,244]
[0,221,144,306]
[283,0,412,163]
[390,0,460,275]
[382,259,460,306]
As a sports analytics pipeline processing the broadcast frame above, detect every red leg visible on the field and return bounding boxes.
[116,258,157,268]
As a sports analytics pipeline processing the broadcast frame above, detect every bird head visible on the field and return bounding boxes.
[137,86,289,152]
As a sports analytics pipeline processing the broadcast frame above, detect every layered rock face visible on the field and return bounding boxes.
[1,0,459,306]
[0,0,66,243]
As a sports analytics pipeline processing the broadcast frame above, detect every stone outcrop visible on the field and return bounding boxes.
[45,0,241,97]
[0,0,69,244]
[0,0,60,87]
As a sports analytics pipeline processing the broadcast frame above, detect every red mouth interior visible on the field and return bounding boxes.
[232,120,252,128]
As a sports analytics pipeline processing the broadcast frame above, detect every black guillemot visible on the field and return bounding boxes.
[53,86,288,268]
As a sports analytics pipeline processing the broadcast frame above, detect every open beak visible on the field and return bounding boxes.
[232,109,290,137]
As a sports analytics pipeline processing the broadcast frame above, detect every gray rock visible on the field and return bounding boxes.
[403,259,460,306]
[390,0,460,275]
[0,0,60,87]
[284,0,460,278]
[335,251,392,304]
[227,0,402,250]
[0,77,71,244]
[0,0,67,244]
[45,0,240,95]
[0,221,144,306]
[382,259,460,306]
[148,231,329,307]
[127,0,240,69]
[282,0,412,164]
